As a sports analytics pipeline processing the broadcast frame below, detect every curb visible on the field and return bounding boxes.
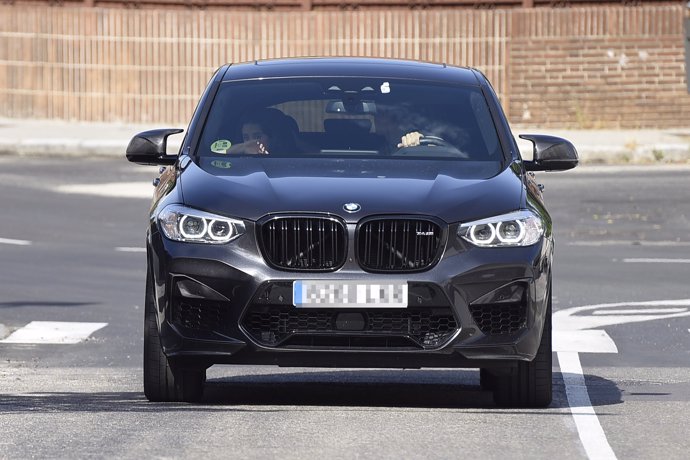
[0,138,183,158]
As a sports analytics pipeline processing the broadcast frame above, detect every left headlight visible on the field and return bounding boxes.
[458,210,543,247]
[157,204,246,244]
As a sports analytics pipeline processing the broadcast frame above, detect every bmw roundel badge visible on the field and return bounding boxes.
[343,203,361,213]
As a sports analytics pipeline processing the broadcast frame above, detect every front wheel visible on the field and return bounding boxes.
[143,270,205,402]
[489,286,553,408]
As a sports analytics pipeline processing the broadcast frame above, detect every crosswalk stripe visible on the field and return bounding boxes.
[0,237,31,246]
[0,321,108,344]
[55,182,152,199]
[115,246,146,253]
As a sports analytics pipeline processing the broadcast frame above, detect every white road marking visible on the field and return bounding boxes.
[553,330,617,354]
[554,299,690,331]
[592,307,687,315]
[622,258,690,263]
[568,241,690,247]
[554,298,690,460]
[115,246,146,253]
[0,237,31,246]
[55,182,152,199]
[558,351,618,460]
[0,321,107,344]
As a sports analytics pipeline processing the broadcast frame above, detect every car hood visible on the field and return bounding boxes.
[180,158,524,223]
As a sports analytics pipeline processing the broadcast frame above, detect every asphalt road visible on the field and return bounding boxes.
[1,157,689,459]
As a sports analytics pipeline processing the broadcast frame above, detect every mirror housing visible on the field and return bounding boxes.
[520,134,578,172]
[126,128,183,165]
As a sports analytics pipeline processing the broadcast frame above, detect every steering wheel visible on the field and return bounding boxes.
[418,135,453,148]
[391,134,457,156]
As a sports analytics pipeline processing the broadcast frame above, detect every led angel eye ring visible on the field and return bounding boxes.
[496,220,526,244]
[208,219,234,241]
[179,215,208,239]
[470,223,496,245]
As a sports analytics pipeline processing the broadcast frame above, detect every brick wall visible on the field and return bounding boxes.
[0,4,688,128]
[508,7,690,128]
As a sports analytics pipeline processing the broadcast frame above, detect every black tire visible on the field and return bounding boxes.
[143,270,205,403]
[479,368,495,391]
[491,285,553,408]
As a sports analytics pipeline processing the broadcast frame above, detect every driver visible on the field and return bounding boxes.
[373,105,424,152]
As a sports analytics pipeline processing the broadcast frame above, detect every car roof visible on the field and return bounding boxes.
[221,57,481,86]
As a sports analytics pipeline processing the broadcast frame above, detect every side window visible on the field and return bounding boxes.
[470,91,500,158]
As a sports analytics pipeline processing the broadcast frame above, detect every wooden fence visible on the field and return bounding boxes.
[0,4,687,127]
[5,0,677,11]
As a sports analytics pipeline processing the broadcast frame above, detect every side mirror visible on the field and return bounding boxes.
[126,128,183,165]
[520,134,578,172]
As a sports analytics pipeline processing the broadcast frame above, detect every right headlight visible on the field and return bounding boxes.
[458,210,543,247]
[157,204,245,244]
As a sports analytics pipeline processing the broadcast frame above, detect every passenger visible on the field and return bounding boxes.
[225,112,273,155]
[225,108,298,155]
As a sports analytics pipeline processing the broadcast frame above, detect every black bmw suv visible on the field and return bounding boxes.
[127,58,577,407]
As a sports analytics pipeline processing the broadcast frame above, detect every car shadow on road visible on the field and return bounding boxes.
[0,370,622,413]
[201,369,623,410]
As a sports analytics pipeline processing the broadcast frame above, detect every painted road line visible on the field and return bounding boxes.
[553,299,690,331]
[553,330,617,354]
[554,299,690,460]
[592,308,688,315]
[0,237,31,246]
[558,351,617,460]
[55,182,152,199]
[115,247,146,253]
[568,241,690,247]
[622,258,690,264]
[0,321,107,344]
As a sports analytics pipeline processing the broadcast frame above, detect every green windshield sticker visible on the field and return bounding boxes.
[210,160,233,169]
[210,139,232,154]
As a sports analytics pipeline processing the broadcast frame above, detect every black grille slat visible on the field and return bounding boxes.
[260,217,347,271]
[357,218,442,272]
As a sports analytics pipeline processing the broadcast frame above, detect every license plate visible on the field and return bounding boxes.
[293,281,408,308]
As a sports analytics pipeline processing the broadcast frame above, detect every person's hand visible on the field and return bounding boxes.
[249,140,269,155]
[397,131,423,148]
[225,140,269,155]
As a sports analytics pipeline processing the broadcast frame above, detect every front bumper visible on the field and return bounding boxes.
[148,222,551,370]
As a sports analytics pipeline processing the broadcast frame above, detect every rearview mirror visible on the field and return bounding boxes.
[325,100,376,114]
[126,128,183,165]
[520,134,578,172]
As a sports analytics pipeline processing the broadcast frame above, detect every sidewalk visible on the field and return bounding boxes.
[0,118,185,158]
[1,117,689,164]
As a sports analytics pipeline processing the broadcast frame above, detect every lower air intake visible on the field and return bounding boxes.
[242,306,458,349]
[469,303,527,335]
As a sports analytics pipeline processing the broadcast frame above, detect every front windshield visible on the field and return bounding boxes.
[197,77,503,163]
